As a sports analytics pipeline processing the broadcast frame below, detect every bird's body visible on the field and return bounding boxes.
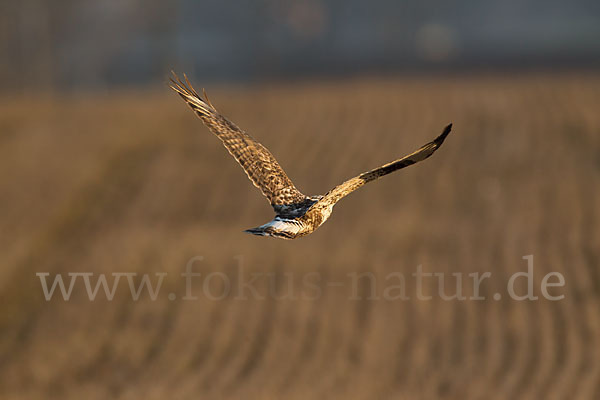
[170,73,452,240]
[246,196,331,239]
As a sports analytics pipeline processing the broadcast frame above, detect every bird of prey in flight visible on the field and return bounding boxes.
[170,73,452,240]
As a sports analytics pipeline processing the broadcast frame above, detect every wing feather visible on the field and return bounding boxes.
[169,72,306,207]
[321,124,452,205]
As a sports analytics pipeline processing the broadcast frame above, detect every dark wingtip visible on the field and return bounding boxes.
[434,123,452,145]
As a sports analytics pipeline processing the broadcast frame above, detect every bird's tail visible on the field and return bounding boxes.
[244,218,303,240]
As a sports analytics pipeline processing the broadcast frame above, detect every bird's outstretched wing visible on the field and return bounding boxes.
[320,124,452,206]
[169,72,307,208]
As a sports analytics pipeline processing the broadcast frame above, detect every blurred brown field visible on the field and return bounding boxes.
[0,73,599,399]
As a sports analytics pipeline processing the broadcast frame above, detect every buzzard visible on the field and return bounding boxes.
[170,73,452,240]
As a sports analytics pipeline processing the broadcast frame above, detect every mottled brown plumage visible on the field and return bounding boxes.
[170,72,452,240]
